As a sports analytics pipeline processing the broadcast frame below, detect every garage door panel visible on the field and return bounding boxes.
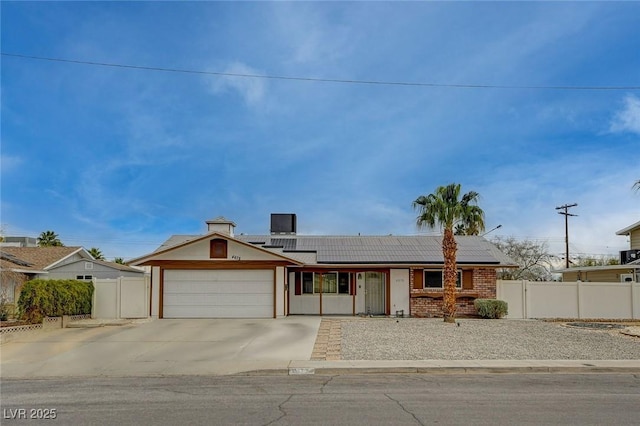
[164,269,271,282]
[164,281,272,294]
[163,269,273,318]
[164,293,272,306]
[164,305,273,319]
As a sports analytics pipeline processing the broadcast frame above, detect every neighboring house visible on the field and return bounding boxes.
[0,236,38,247]
[128,214,515,319]
[0,246,145,304]
[557,219,640,282]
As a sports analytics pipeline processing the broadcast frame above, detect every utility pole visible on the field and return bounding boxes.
[556,203,578,268]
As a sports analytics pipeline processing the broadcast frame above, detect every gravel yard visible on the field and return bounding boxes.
[341,318,640,360]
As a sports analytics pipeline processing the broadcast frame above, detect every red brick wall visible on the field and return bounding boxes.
[409,267,497,318]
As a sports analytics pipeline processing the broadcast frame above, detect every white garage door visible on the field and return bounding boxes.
[163,269,273,318]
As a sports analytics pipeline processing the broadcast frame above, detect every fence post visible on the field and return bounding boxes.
[522,280,528,319]
[632,282,637,320]
[576,280,581,319]
[91,278,97,319]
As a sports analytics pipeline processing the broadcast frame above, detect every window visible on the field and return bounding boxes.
[84,262,93,270]
[76,275,93,280]
[321,272,337,293]
[302,272,314,294]
[338,272,350,294]
[209,239,227,259]
[300,271,351,295]
[424,270,462,289]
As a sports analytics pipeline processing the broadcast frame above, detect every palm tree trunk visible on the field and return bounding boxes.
[442,228,458,323]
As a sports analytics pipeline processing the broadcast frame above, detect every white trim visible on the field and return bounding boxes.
[616,220,640,235]
[43,247,93,270]
[128,232,304,266]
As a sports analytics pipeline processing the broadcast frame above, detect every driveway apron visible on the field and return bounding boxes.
[0,317,322,378]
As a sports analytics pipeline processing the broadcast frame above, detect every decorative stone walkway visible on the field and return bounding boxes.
[311,319,342,360]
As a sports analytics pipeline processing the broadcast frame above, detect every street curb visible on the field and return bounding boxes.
[235,365,640,376]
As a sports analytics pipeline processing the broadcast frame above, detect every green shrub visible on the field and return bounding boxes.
[17,279,94,323]
[474,299,508,319]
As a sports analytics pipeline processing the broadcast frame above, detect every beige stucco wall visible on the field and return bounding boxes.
[630,228,640,250]
[562,269,636,282]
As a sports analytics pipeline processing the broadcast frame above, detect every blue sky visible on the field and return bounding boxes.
[1,2,639,262]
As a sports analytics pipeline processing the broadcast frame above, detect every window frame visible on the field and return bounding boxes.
[299,271,351,295]
[423,269,462,289]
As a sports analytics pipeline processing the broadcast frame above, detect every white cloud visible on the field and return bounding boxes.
[208,62,267,107]
[0,154,23,175]
[610,94,640,135]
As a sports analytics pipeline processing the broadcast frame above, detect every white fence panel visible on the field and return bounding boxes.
[497,280,639,320]
[120,276,150,318]
[527,282,579,319]
[580,283,633,319]
[93,279,119,319]
[93,277,149,320]
[497,280,525,319]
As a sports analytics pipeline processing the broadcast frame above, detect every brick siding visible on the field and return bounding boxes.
[409,267,497,318]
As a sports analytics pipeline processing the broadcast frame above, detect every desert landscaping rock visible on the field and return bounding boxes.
[341,318,640,360]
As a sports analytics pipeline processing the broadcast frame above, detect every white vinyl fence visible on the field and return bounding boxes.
[92,276,150,319]
[497,280,640,320]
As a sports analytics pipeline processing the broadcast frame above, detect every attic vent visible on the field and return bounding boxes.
[85,262,94,270]
[271,213,297,235]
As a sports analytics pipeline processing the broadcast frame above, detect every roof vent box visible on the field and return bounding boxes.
[270,213,297,235]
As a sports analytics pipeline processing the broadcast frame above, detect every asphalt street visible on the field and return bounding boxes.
[2,374,639,425]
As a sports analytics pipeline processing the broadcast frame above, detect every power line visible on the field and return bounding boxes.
[3,52,639,91]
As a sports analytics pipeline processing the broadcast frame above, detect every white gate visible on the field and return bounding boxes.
[93,276,150,319]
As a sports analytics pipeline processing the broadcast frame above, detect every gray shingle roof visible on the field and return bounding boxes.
[153,233,515,266]
[236,235,514,265]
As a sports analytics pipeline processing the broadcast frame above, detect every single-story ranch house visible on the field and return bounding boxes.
[128,215,516,319]
[0,246,145,304]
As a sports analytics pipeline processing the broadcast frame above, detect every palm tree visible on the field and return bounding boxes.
[37,230,64,247]
[88,247,105,260]
[634,179,640,191]
[413,183,485,323]
[114,257,125,265]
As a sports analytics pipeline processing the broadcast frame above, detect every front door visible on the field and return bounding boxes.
[364,271,385,315]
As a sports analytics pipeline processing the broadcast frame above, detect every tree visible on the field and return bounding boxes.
[114,257,126,265]
[413,183,485,323]
[491,236,556,281]
[634,179,640,192]
[454,223,482,236]
[573,255,620,267]
[88,247,105,260]
[37,230,64,247]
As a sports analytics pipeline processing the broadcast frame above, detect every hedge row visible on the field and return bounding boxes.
[17,279,93,323]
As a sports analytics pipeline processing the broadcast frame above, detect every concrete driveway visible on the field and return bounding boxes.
[0,317,321,378]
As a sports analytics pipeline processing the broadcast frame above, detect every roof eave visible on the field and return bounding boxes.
[128,232,304,266]
[43,247,91,270]
[554,264,640,273]
[615,220,640,235]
